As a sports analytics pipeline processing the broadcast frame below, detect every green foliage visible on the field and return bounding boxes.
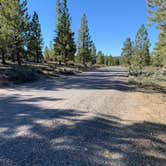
[77,14,92,65]
[27,11,43,63]
[96,51,105,65]
[7,65,39,83]
[54,0,76,64]
[104,56,109,66]
[12,0,30,65]
[0,0,17,63]
[121,25,151,69]
[121,38,133,66]
[129,66,166,90]
[44,43,56,61]
[108,55,115,66]
[90,41,97,65]
[147,0,166,66]
[151,53,163,67]
[134,24,151,68]
[0,0,30,65]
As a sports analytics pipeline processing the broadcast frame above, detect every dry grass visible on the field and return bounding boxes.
[128,67,166,92]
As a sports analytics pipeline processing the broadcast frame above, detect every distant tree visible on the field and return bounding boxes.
[104,56,109,66]
[54,0,76,65]
[90,41,97,65]
[28,11,43,63]
[77,14,91,66]
[121,38,133,66]
[113,57,120,66]
[108,55,114,66]
[96,51,105,65]
[44,43,56,62]
[44,46,50,62]
[134,24,151,68]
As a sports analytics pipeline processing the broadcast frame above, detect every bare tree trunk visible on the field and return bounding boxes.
[1,50,6,64]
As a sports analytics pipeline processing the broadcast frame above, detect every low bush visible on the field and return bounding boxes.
[7,65,40,84]
[128,66,166,91]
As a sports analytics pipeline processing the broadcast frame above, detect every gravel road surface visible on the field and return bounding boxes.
[0,67,166,166]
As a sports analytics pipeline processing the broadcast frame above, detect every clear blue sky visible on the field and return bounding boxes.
[27,0,159,56]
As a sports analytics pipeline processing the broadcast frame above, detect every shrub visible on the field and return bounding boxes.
[7,66,40,84]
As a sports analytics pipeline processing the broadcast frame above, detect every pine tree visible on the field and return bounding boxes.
[90,41,97,65]
[12,0,30,65]
[104,56,109,66]
[134,24,150,68]
[0,0,16,64]
[147,0,166,65]
[96,51,104,65]
[44,43,56,62]
[121,38,133,66]
[54,0,76,65]
[77,14,91,66]
[28,11,43,63]
[44,46,50,62]
[108,55,114,66]
[155,29,166,65]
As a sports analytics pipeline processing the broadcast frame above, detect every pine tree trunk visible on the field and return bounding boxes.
[82,55,86,67]
[11,52,16,62]
[59,60,61,65]
[64,55,68,66]
[64,50,68,66]
[36,50,39,63]
[17,51,21,65]
[1,51,6,64]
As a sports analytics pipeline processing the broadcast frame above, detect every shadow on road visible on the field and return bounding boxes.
[0,95,165,166]
[7,67,164,94]
[12,67,136,92]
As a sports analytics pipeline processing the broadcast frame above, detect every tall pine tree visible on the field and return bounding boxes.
[134,24,150,68]
[0,0,17,64]
[12,0,30,65]
[121,38,133,66]
[77,14,92,66]
[96,51,105,65]
[28,11,43,63]
[90,41,97,65]
[54,0,76,65]
[147,0,166,65]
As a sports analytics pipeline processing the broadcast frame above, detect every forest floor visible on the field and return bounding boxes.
[0,67,166,166]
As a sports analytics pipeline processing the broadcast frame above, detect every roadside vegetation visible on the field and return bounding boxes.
[0,0,120,86]
[129,67,166,92]
[0,0,166,89]
[120,0,166,91]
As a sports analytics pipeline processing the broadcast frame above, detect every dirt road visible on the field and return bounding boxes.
[0,67,166,166]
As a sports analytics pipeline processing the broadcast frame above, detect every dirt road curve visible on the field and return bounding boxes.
[0,67,166,166]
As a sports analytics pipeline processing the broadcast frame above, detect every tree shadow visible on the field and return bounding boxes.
[0,95,165,166]
[10,67,136,92]
[9,67,165,94]
[1,66,166,94]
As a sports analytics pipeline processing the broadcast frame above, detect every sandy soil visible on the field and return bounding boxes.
[0,67,165,166]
